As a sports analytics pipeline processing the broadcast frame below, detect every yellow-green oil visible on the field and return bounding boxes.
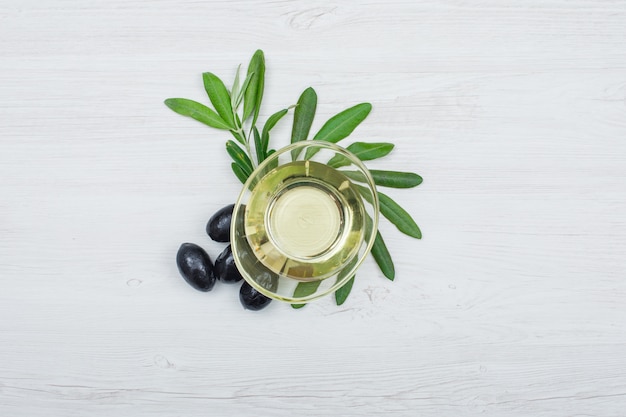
[244,160,365,281]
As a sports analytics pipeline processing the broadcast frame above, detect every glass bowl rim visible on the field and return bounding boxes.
[230,140,380,303]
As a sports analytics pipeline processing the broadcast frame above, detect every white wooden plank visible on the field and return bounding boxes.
[1,0,626,416]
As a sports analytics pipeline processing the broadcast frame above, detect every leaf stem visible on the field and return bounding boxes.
[233,113,257,169]
[244,136,255,168]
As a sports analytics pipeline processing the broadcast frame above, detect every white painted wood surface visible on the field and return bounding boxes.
[1,0,626,415]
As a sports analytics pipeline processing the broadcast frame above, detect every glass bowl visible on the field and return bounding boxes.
[231,141,379,303]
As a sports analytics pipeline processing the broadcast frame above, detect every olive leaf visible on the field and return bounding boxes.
[358,185,422,239]
[327,142,394,168]
[378,191,422,239]
[361,213,394,281]
[164,98,232,130]
[335,276,355,305]
[313,102,372,143]
[203,72,236,128]
[253,127,264,164]
[263,108,289,139]
[225,140,253,176]
[371,170,422,188]
[231,163,249,184]
[371,230,395,280]
[261,108,289,157]
[304,103,372,160]
[230,129,246,145]
[230,64,242,110]
[333,256,359,305]
[291,281,322,309]
[265,149,279,171]
[341,169,422,189]
[243,50,265,125]
[237,71,255,111]
[291,87,317,143]
[232,64,255,112]
[347,142,394,160]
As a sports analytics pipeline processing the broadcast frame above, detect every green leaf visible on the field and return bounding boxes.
[230,64,242,110]
[333,256,358,305]
[265,149,278,170]
[313,103,371,143]
[225,140,253,176]
[342,169,422,188]
[253,126,264,164]
[371,230,395,280]
[264,149,278,171]
[230,129,246,145]
[364,211,374,237]
[349,142,394,161]
[370,170,422,188]
[335,276,355,305]
[231,158,252,178]
[243,50,265,125]
[263,109,289,136]
[236,70,254,111]
[378,191,422,239]
[357,186,422,239]
[357,185,373,203]
[327,142,394,168]
[202,72,236,128]
[291,280,322,309]
[338,170,367,183]
[261,108,289,156]
[164,98,231,130]
[291,87,317,144]
[231,163,249,184]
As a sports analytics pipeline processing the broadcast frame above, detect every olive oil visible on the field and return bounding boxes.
[244,160,364,281]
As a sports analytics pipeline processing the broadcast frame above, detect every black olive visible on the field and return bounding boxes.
[214,245,243,283]
[176,243,216,291]
[239,281,272,311]
[206,204,235,242]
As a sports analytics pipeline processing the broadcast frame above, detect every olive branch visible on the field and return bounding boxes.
[165,50,422,307]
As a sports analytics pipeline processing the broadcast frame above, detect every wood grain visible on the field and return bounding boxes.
[1,0,626,416]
